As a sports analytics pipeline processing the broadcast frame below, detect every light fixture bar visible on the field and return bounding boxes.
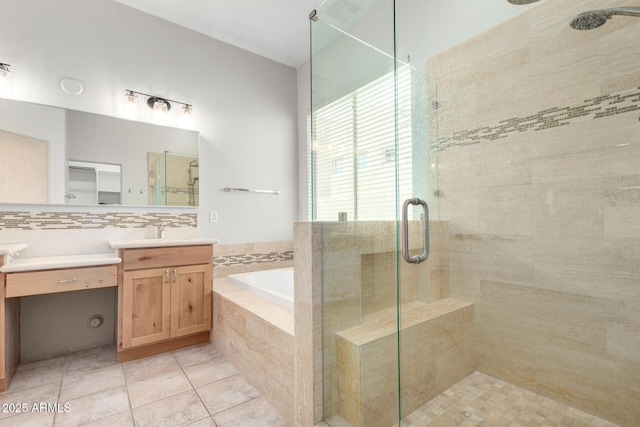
[125,89,192,109]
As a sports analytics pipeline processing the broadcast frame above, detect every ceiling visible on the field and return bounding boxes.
[114,0,327,69]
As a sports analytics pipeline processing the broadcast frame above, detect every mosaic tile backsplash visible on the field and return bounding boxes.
[213,242,294,276]
[0,211,197,230]
[435,86,640,151]
[214,251,294,268]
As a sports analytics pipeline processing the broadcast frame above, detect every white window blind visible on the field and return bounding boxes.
[310,66,413,221]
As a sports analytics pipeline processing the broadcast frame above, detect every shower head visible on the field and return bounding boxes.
[570,10,613,30]
[570,7,640,30]
[507,0,541,4]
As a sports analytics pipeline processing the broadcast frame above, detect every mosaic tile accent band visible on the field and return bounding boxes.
[435,86,640,151]
[0,212,197,230]
[214,251,294,268]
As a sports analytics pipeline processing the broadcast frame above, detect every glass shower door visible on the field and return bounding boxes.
[311,2,435,425]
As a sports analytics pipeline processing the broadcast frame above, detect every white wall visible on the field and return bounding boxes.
[0,0,298,243]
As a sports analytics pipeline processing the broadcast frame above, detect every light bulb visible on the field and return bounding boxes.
[153,99,168,113]
[150,97,169,123]
[0,63,13,96]
[181,104,193,127]
[124,90,139,117]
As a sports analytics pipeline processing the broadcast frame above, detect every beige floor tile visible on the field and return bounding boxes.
[59,364,125,402]
[53,385,129,426]
[132,389,209,427]
[182,359,239,388]
[197,374,261,415]
[122,352,179,384]
[185,417,217,427]
[81,408,134,427]
[173,342,226,367]
[126,364,193,408]
[0,382,60,421]
[212,397,290,427]
[16,355,66,373]
[64,345,117,376]
[0,410,55,427]
[8,358,65,392]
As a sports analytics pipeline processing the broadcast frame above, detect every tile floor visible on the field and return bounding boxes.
[0,343,289,427]
[0,346,623,427]
[402,371,621,427]
[324,371,621,427]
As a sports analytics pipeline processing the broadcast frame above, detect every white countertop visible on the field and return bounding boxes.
[0,253,122,273]
[0,244,28,256]
[108,238,218,249]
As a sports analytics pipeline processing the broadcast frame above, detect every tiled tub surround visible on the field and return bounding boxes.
[213,237,321,426]
[427,0,640,424]
[212,278,295,424]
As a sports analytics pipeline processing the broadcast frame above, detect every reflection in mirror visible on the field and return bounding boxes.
[0,97,199,206]
[0,129,49,203]
[148,152,199,206]
[67,160,122,205]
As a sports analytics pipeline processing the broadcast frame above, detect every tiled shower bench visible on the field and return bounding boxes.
[335,297,475,427]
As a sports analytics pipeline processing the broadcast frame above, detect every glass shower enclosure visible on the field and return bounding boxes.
[310,0,639,426]
[148,151,199,206]
[311,1,444,425]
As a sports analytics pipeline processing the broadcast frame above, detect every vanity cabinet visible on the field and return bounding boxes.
[117,244,213,361]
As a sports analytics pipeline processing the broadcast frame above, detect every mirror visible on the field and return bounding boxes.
[0,97,199,207]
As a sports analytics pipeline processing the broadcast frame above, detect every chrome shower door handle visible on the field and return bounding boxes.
[401,198,430,264]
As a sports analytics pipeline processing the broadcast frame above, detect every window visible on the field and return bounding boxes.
[310,66,413,221]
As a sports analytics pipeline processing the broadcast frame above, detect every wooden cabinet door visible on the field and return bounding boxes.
[122,268,171,349]
[171,264,212,338]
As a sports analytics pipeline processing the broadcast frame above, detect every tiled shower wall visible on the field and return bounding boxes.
[428,0,639,425]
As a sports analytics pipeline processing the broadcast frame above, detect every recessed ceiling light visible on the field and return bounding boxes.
[60,77,84,95]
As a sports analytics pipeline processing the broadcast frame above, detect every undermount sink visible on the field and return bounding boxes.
[0,243,28,257]
[108,238,218,249]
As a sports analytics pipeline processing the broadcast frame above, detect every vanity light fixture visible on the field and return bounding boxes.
[124,89,193,119]
[0,63,10,78]
[0,63,13,95]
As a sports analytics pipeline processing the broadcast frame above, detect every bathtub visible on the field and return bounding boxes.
[226,267,294,310]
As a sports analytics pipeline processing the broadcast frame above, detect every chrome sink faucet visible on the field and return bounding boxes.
[157,220,166,239]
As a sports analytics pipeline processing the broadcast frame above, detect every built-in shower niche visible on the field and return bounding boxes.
[147,151,199,206]
[320,220,475,426]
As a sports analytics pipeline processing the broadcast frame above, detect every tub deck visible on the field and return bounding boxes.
[212,277,295,424]
[214,278,293,335]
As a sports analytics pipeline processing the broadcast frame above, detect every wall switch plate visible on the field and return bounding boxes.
[209,211,218,223]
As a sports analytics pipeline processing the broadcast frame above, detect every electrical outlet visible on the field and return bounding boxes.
[209,211,218,223]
